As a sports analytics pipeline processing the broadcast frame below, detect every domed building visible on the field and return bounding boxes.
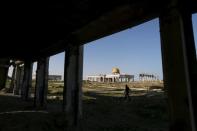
[112,67,120,74]
[87,68,134,83]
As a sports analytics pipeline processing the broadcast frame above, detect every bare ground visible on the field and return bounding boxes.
[0,81,169,131]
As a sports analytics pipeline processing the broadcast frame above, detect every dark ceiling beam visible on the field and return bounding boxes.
[38,0,167,57]
[70,0,197,46]
[71,5,160,45]
[38,0,197,58]
[1,0,196,59]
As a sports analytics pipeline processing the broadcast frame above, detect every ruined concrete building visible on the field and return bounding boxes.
[87,67,134,82]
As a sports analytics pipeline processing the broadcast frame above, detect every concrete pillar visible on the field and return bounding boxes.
[63,45,83,127]
[140,75,142,81]
[34,57,49,108]
[7,65,16,93]
[21,61,33,100]
[159,8,195,131]
[0,59,10,90]
[13,64,24,95]
[181,11,197,127]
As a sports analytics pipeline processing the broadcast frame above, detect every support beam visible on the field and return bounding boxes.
[21,61,33,100]
[181,11,197,127]
[11,65,19,95]
[13,64,24,95]
[7,65,16,93]
[34,57,49,108]
[159,8,196,131]
[0,59,10,90]
[63,45,83,127]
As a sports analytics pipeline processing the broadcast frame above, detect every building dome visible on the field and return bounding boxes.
[112,67,120,74]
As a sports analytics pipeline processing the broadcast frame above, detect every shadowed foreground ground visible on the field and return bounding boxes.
[0,82,169,131]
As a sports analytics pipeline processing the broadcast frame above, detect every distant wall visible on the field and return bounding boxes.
[32,74,62,81]
[48,75,62,81]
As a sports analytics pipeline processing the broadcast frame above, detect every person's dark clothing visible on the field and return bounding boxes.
[124,85,130,100]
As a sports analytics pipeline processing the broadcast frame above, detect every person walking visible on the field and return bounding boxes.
[124,84,131,100]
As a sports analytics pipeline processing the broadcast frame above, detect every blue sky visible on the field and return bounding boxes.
[33,14,197,80]
[83,18,162,80]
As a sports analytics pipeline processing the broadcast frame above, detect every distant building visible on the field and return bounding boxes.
[48,75,62,81]
[139,73,159,81]
[87,68,134,83]
[32,74,62,81]
[32,74,36,80]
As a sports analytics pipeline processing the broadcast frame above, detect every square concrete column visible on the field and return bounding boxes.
[34,57,49,108]
[181,11,197,126]
[13,64,24,95]
[63,45,83,127]
[21,60,33,100]
[0,59,10,90]
[7,65,16,93]
[159,8,195,131]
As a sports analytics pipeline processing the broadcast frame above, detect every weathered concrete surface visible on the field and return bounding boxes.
[63,45,83,128]
[159,8,196,131]
[34,57,49,108]
[13,64,24,95]
[21,61,33,100]
[7,65,16,93]
[0,59,10,90]
[181,11,197,128]
[1,0,196,59]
